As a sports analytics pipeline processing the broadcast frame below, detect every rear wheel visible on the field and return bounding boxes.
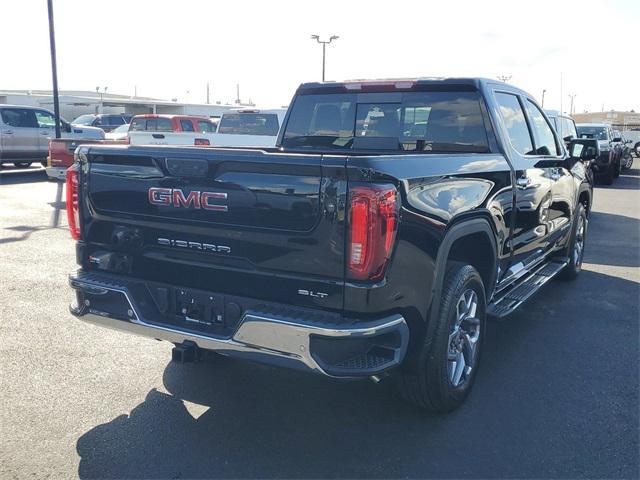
[600,162,615,185]
[398,263,485,412]
[559,203,587,280]
[623,151,634,169]
[13,161,31,168]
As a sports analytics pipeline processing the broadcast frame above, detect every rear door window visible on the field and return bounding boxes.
[560,117,577,140]
[35,110,56,128]
[106,116,125,126]
[180,119,195,132]
[525,100,560,156]
[495,92,534,155]
[217,113,280,136]
[198,120,214,132]
[1,108,39,128]
[130,117,147,131]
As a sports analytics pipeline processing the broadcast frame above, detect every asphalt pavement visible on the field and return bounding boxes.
[0,162,638,479]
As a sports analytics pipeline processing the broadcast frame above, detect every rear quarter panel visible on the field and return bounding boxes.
[344,153,512,328]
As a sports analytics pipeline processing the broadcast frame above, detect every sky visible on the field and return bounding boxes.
[2,0,638,113]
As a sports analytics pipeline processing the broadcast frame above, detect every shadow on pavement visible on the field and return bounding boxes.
[0,224,66,245]
[0,168,47,185]
[584,211,640,267]
[76,269,639,479]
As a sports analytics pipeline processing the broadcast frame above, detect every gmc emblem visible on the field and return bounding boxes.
[148,187,228,212]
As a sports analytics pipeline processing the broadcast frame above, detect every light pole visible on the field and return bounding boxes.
[311,35,339,82]
[47,0,61,138]
[568,94,577,115]
[541,89,547,108]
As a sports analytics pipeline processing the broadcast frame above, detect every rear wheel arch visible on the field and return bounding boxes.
[578,188,591,216]
[427,218,497,327]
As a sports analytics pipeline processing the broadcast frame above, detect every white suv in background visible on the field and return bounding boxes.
[0,105,104,168]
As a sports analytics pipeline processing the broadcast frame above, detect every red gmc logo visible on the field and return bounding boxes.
[148,188,228,212]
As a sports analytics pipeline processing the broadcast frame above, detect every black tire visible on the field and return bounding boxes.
[40,159,48,168]
[600,162,615,185]
[13,161,31,168]
[559,203,587,281]
[622,151,633,170]
[398,263,486,412]
[613,159,620,178]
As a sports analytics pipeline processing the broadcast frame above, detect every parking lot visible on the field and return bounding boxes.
[0,163,638,478]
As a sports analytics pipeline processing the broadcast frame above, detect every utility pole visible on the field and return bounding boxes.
[497,74,512,83]
[568,94,577,115]
[96,86,107,113]
[311,35,339,82]
[47,0,61,138]
[206,82,210,104]
[541,89,547,108]
[236,83,240,104]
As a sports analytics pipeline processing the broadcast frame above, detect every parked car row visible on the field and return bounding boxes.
[45,109,287,180]
[575,123,630,184]
[127,109,286,147]
[545,110,635,185]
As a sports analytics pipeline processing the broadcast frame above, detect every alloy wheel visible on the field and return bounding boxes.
[574,214,586,268]
[447,289,481,388]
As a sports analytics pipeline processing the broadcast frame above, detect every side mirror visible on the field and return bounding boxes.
[62,121,72,133]
[569,138,599,162]
[563,135,574,142]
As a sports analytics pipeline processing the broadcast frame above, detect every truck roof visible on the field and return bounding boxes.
[131,113,212,120]
[576,122,610,127]
[296,77,532,97]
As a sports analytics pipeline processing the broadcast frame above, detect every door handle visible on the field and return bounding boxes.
[516,177,531,187]
[3,130,13,135]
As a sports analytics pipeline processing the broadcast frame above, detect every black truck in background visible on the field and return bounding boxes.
[67,78,597,412]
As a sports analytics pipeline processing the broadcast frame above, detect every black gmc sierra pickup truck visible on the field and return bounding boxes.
[67,78,597,412]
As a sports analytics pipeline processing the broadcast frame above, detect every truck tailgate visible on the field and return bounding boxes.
[81,145,347,311]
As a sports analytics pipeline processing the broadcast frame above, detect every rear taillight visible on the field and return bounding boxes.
[194,138,210,146]
[347,184,399,281]
[66,164,81,240]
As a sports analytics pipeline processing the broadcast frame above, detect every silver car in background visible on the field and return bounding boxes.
[0,104,104,168]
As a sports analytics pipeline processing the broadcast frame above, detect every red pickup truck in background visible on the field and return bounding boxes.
[129,114,216,133]
[46,138,123,180]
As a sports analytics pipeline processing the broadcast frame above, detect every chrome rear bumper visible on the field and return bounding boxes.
[69,271,408,378]
[46,166,67,181]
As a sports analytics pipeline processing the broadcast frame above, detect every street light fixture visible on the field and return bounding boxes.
[95,86,108,113]
[311,34,339,82]
[541,89,547,108]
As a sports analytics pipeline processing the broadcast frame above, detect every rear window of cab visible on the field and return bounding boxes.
[282,91,489,152]
[130,117,173,132]
[217,113,280,136]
